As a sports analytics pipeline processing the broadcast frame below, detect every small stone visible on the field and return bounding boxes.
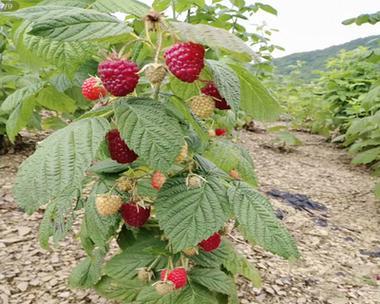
[16,282,28,292]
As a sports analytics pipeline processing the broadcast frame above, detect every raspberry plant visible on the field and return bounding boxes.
[9,1,299,303]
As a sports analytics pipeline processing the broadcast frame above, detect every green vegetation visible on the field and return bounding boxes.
[273,35,380,80]
[274,12,380,198]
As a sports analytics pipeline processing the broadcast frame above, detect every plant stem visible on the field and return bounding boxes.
[171,0,177,20]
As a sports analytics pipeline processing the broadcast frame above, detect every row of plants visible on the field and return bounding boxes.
[273,14,380,197]
[4,0,299,303]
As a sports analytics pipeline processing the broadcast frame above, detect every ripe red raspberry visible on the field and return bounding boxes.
[81,77,107,100]
[120,203,151,227]
[160,268,187,289]
[198,232,221,252]
[164,42,205,83]
[106,129,138,164]
[201,81,231,110]
[98,58,139,96]
[215,128,227,136]
[151,171,166,190]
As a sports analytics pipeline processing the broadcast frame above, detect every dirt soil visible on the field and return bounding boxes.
[0,129,379,304]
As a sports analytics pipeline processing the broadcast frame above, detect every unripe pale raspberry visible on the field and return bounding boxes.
[190,96,215,119]
[198,232,221,252]
[95,195,123,216]
[145,64,167,84]
[154,281,175,295]
[186,175,203,189]
[175,142,188,163]
[81,77,107,101]
[164,42,205,83]
[201,81,231,110]
[98,58,139,96]
[116,176,134,192]
[183,247,198,256]
[137,267,153,283]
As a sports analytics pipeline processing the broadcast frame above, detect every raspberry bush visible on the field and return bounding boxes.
[8,1,299,303]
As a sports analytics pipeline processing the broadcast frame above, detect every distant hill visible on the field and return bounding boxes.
[273,35,380,80]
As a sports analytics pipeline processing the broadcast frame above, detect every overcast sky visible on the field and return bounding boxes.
[141,0,379,58]
[253,0,380,57]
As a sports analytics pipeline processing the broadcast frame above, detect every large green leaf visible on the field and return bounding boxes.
[95,276,146,303]
[13,118,110,214]
[6,98,35,141]
[92,0,150,17]
[36,86,77,112]
[155,176,230,252]
[14,21,95,73]
[114,98,184,172]
[104,232,166,280]
[228,182,300,259]
[222,240,261,287]
[189,268,234,295]
[351,147,380,164]
[1,81,45,112]
[38,188,79,249]
[28,8,132,42]
[190,240,230,267]
[342,11,380,25]
[166,96,209,151]
[170,22,258,60]
[230,64,281,121]
[206,60,240,112]
[204,140,257,187]
[69,248,105,288]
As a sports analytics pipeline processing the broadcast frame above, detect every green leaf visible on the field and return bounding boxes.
[189,267,234,295]
[38,188,79,248]
[28,9,132,42]
[204,140,257,187]
[14,118,110,214]
[92,0,150,17]
[222,240,261,287]
[155,176,230,252]
[84,183,121,248]
[6,98,35,142]
[352,147,380,164]
[104,232,166,280]
[69,248,105,288]
[114,97,184,172]
[167,97,209,151]
[14,21,95,73]
[153,0,171,11]
[190,240,230,267]
[229,64,282,121]
[170,22,258,60]
[37,86,77,113]
[89,159,130,174]
[95,276,146,303]
[1,81,45,112]
[206,60,240,112]
[256,3,278,15]
[136,286,182,303]
[228,182,300,259]
[169,77,198,101]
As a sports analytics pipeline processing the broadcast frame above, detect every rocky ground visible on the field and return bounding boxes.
[0,129,379,304]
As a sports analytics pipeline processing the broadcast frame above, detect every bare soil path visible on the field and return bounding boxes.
[0,130,379,304]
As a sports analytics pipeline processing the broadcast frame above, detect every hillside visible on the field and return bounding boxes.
[273,35,380,80]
